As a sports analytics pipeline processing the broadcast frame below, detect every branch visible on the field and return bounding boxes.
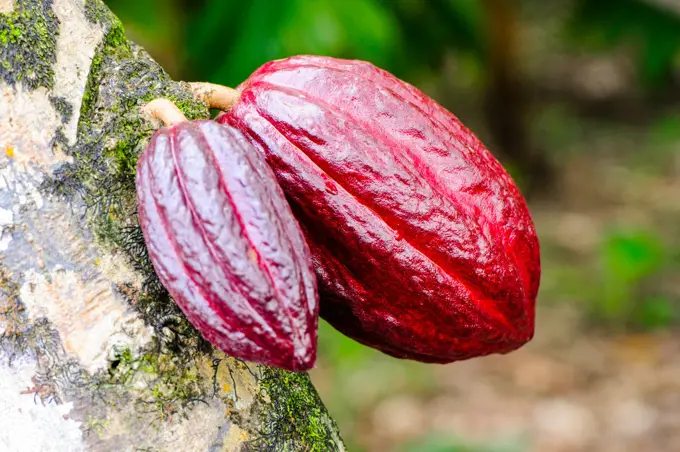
[0,1,345,450]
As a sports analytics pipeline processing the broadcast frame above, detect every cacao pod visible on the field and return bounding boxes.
[219,55,541,363]
[135,119,319,371]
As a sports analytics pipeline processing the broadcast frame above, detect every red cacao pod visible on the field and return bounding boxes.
[135,118,319,371]
[219,55,541,363]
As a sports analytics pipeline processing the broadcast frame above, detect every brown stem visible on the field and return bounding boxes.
[142,98,188,127]
[188,82,240,111]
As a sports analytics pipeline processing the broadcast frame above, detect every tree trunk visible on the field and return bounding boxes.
[0,1,345,451]
[481,0,555,199]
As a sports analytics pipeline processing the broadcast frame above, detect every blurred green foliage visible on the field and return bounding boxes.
[116,0,680,87]
[398,433,527,452]
[185,0,403,86]
[106,0,490,87]
[107,0,680,91]
[586,227,676,331]
[567,0,680,89]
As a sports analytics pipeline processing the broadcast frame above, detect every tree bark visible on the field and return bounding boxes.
[0,1,345,451]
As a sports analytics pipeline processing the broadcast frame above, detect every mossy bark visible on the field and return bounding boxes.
[0,1,345,451]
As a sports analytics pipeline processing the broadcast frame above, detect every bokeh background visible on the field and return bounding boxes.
[104,0,680,450]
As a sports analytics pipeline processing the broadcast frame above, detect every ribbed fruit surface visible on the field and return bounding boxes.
[220,55,541,363]
[136,119,319,371]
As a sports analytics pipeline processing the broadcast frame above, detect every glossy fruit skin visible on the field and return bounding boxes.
[219,55,541,363]
[135,119,319,371]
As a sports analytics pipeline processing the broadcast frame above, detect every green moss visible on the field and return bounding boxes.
[83,0,111,24]
[49,95,73,122]
[82,415,111,437]
[72,18,205,190]
[47,10,207,283]
[0,0,59,90]
[100,340,214,427]
[250,369,345,451]
[79,20,131,123]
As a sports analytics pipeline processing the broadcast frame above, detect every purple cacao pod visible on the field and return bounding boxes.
[135,119,319,371]
[219,55,541,363]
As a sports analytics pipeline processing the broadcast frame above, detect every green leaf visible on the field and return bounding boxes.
[184,0,245,71]
[648,113,680,149]
[376,0,484,75]
[184,0,401,87]
[280,0,401,67]
[601,228,665,282]
[566,0,680,88]
[207,0,293,86]
[633,296,675,330]
[317,320,371,368]
[398,433,527,452]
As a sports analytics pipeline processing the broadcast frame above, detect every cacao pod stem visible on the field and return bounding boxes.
[188,82,241,112]
[141,98,188,127]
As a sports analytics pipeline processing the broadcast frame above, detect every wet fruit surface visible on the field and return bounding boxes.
[220,55,541,363]
[136,119,319,371]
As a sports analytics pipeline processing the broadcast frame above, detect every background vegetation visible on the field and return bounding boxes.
[105,0,680,450]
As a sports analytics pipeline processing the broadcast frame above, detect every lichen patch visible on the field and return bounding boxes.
[52,0,104,145]
[95,252,143,288]
[18,267,153,373]
[0,85,73,169]
[218,423,249,451]
[0,206,13,250]
[96,395,230,451]
[214,359,259,411]
[0,0,14,14]
[0,356,85,452]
